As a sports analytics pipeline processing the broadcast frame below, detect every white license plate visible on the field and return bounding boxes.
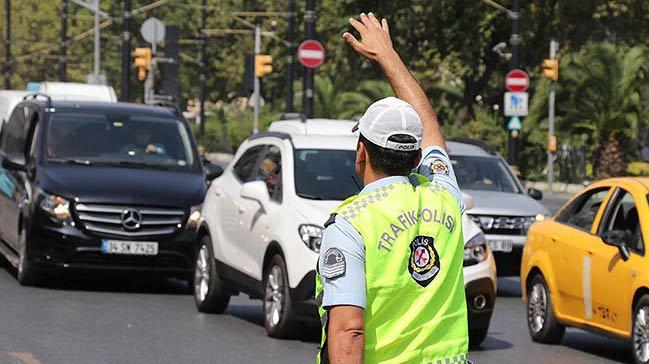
[101,240,158,256]
[488,239,514,253]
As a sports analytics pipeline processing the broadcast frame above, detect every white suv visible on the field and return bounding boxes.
[193,119,496,346]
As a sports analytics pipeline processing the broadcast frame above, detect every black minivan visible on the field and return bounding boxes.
[0,94,222,285]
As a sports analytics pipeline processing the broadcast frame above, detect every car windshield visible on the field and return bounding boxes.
[45,112,196,171]
[294,149,358,201]
[451,155,521,193]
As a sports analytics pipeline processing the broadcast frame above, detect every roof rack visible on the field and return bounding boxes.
[447,137,497,155]
[23,93,52,108]
[248,131,292,142]
[145,100,183,118]
[280,112,307,123]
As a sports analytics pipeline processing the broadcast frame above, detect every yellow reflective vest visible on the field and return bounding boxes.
[316,175,469,364]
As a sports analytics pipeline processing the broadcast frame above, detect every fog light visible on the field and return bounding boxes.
[473,294,487,310]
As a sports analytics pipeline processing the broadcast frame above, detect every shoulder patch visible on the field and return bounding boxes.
[408,235,440,287]
[430,158,450,175]
[321,248,346,279]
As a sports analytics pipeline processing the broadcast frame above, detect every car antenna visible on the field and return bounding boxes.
[350,175,362,191]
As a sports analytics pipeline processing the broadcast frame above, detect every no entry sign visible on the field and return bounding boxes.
[505,69,530,92]
[298,40,326,68]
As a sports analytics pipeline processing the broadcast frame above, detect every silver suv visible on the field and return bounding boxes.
[447,138,549,276]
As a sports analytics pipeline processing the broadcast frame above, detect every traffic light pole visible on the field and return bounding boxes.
[198,0,207,141]
[302,0,316,118]
[59,0,68,82]
[507,0,521,167]
[285,0,296,113]
[547,40,558,194]
[253,24,261,134]
[121,0,131,101]
[4,0,10,89]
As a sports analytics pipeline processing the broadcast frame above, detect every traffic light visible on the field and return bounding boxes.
[133,47,152,81]
[255,55,273,78]
[542,59,559,81]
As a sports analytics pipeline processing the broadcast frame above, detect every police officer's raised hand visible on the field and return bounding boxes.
[343,13,395,63]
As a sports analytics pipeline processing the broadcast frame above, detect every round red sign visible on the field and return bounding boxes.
[505,69,530,92]
[298,40,326,69]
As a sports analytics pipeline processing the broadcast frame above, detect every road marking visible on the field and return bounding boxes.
[7,352,42,364]
[583,256,593,320]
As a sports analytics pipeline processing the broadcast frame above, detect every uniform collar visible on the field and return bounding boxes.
[359,175,410,195]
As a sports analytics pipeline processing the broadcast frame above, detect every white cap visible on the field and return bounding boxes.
[352,97,423,151]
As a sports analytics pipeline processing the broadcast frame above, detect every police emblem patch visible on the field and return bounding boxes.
[430,158,449,175]
[408,236,440,287]
[321,248,346,279]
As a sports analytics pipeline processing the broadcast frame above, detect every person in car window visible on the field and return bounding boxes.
[130,125,166,155]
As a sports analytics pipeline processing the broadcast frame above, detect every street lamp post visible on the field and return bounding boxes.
[507,0,521,167]
[59,0,68,82]
[285,0,296,113]
[4,0,10,89]
[121,0,131,101]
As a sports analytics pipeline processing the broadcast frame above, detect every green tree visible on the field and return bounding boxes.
[557,43,648,178]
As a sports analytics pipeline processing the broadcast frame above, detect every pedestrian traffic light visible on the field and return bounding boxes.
[133,47,152,81]
[255,55,273,78]
[542,59,559,81]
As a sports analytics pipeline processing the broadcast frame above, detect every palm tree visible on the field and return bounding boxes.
[558,43,648,179]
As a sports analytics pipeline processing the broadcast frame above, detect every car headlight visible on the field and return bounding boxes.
[464,231,488,266]
[40,193,71,222]
[299,224,323,252]
[187,204,202,228]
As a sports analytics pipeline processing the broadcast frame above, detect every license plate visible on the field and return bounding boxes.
[488,239,514,253]
[101,240,158,256]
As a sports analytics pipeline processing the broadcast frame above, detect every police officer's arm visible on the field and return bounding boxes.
[328,306,364,364]
[343,12,446,151]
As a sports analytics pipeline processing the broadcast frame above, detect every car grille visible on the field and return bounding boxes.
[75,204,185,237]
[469,215,536,236]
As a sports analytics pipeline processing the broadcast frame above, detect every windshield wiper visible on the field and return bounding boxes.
[117,161,173,171]
[48,158,93,165]
[297,193,326,200]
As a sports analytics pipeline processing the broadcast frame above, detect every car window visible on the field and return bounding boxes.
[45,112,196,171]
[233,145,265,182]
[294,148,358,200]
[451,155,521,193]
[556,188,610,232]
[253,145,282,203]
[601,189,643,254]
[0,106,28,155]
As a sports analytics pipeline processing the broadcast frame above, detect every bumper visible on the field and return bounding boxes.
[289,270,319,321]
[464,253,497,332]
[486,234,525,276]
[25,217,197,277]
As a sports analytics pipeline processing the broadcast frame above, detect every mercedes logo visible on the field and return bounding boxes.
[121,208,142,230]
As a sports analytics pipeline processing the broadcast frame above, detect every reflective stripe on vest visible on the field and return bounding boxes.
[316,176,468,363]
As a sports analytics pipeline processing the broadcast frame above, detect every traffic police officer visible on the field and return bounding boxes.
[315,13,469,364]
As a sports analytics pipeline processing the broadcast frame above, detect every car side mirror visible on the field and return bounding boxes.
[2,153,26,171]
[203,162,224,181]
[527,187,543,200]
[462,193,474,210]
[602,230,631,261]
[240,180,270,207]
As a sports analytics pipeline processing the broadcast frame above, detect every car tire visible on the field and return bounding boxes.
[193,235,230,313]
[263,254,295,338]
[17,227,42,287]
[527,274,565,344]
[632,295,649,364]
[469,326,489,348]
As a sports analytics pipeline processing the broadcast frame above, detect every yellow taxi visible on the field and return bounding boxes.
[521,177,649,364]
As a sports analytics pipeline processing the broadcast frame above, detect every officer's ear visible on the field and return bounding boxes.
[356,140,368,166]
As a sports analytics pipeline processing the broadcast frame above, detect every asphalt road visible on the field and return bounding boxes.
[1,192,631,364]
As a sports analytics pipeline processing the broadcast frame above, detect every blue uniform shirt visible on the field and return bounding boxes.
[318,146,463,309]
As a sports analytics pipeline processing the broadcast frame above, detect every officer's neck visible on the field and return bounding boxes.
[361,168,393,187]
